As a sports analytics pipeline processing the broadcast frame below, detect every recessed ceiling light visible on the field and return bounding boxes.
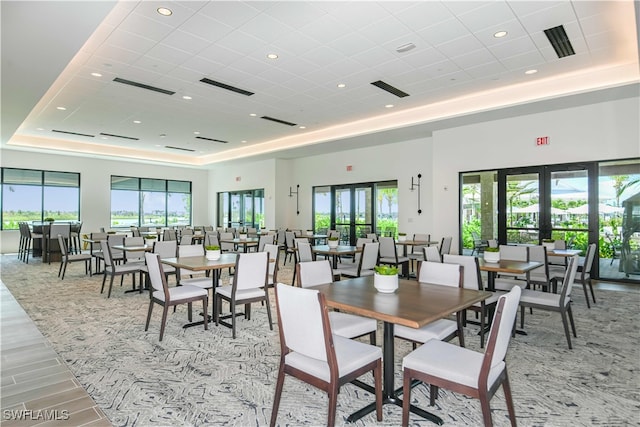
[385,104,394,108]
[157,7,172,16]
[494,31,508,38]
[133,120,141,124]
[267,53,278,59]
[91,72,102,77]
[36,127,44,131]
[337,83,346,88]
[299,126,306,129]
[241,140,247,143]
[194,131,200,135]
[249,113,257,117]
[525,69,538,75]
[182,95,192,100]
[56,106,66,110]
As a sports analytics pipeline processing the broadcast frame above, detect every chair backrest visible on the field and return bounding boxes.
[99,240,114,267]
[443,254,482,290]
[359,242,380,273]
[91,232,107,250]
[355,237,372,248]
[163,229,177,241]
[411,233,431,254]
[482,286,521,377]
[264,243,280,279]
[57,234,69,258]
[297,260,334,288]
[153,240,177,259]
[275,283,330,362]
[296,241,314,263]
[418,261,463,287]
[178,244,203,257]
[233,251,269,291]
[219,232,235,252]
[205,232,219,247]
[527,245,549,280]
[423,245,442,262]
[50,223,71,239]
[378,236,398,259]
[179,235,193,245]
[285,231,296,249]
[107,234,125,257]
[181,228,194,236]
[547,239,567,265]
[145,253,170,300]
[138,226,149,232]
[487,239,498,248]
[581,243,597,279]
[203,226,214,232]
[258,234,274,251]
[499,244,528,261]
[439,236,452,256]
[131,228,141,237]
[277,229,286,246]
[125,236,145,261]
[559,255,580,305]
[366,233,378,241]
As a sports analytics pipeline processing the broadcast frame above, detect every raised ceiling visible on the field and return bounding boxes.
[2,1,638,168]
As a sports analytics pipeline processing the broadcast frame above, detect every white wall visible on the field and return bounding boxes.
[432,97,640,252]
[0,150,209,253]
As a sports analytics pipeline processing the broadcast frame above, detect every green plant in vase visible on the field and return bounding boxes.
[374,265,398,275]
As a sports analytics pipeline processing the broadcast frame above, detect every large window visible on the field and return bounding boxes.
[1,168,80,230]
[217,189,264,229]
[111,176,191,227]
[312,180,397,244]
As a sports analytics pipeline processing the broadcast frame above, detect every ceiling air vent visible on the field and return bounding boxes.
[113,77,175,95]
[199,78,254,96]
[165,146,196,152]
[261,116,296,127]
[370,80,410,98]
[195,136,228,143]
[52,129,95,137]
[99,132,139,140]
[544,25,575,58]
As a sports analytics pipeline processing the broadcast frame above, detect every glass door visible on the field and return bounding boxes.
[334,187,352,244]
[500,169,541,244]
[217,189,265,230]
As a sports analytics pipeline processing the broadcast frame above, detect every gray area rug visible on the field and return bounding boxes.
[1,254,639,426]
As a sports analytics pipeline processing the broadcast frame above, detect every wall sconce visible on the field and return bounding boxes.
[289,184,300,215]
[410,173,422,214]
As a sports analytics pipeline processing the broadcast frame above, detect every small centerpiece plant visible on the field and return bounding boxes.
[205,245,221,260]
[397,232,407,242]
[373,265,399,293]
[327,236,339,248]
[44,217,55,222]
[483,246,500,263]
[542,238,555,250]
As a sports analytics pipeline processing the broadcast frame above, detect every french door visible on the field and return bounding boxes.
[217,189,264,229]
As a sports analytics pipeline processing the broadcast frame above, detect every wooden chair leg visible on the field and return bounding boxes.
[502,371,517,426]
[402,371,412,426]
[269,363,286,427]
[159,305,169,341]
[479,390,494,427]
[145,301,154,331]
[327,384,339,427]
[560,309,573,349]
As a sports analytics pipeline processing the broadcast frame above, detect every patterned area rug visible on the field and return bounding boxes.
[1,253,639,426]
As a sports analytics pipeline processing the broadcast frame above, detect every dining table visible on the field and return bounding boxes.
[394,239,439,257]
[219,237,259,252]
[311,244,361,269]
[311,275,490,424]
[161,253,238,328]
[477,258,542,292]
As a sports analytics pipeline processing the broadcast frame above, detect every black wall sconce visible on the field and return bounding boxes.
[289,184,300,215]
[410,173,422,214]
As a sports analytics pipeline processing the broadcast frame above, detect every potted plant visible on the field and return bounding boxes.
[542,239,555,250]
[306,229,314,236]
[144,235,157,240]
[483,246,500,263]
[205,245,221,260]
[327,236,339,248]
[238,231,248,240]
[373,265,399,293]
[43,217,55,223]
[397,232,407,242]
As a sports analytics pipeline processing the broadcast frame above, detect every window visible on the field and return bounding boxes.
[1,168,80,230]
[110,176,191,227]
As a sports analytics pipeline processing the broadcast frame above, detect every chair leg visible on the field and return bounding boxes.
[231,303,237,339]
[568,304,577,337]
[269,363,286,427]
[202,297,209,331]
[480,306,486,349]
[478,389,494,427]
[456,312,465,347]
[100,274,107,294]
[502,371,517,426]
[429,384,438,406]
[369,331,376,346]
[582,281,591,308]
[145,301,154,331]
[520,305,525,329]
[159,305,169,341]
[588,279,596,304]
[402,371,412,426]
[265,298,273,331]
[327,383,339,427]
[60,263,68,280]
[107,275,115,298]
[560,309,573,349]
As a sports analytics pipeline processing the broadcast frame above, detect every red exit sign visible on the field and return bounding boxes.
[536,136,550,146]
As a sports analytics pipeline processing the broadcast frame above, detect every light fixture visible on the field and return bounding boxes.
[194,131,200,135]
[337,83,346,88]
[494,31,508,38]
[299,126,306,129]
[267,53,278,59]
[182,95,192,100]
[157,7,172,16]
[289,184,300,215]
[249,113,257,117]
[133,120,141,124]
[385,104,394,108]
[91,72,102,77]
[410,173,422,214]
[396,42,416,53]
[525,69,538,75]
[56,106,66,110]
[241,140,247,143]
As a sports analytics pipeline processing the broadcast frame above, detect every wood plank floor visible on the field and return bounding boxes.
[0,281,111,426]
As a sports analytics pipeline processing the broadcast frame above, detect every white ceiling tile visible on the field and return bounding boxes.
[465,61,508,79]
[506,1,566,17]
[327,33,378,57]
[451,48,497,69]
[350,46,398,68]
[103,29,156,54]
[198,43,244,66]
[146,43,192,66]
[299,14,352,44]
[358,16,414,46]
[180,13,234,42]
[398,46,448,68]
[476,19,530,47]
[161,29,210,55]
[300,45,348,68]
[242,13,294,43]
[519,3,578,33]
[132,56,177,76]
[418,18,471,46]
[119,12,174,42]
[198,1,262,28]
[489,36,539,59]
[328,2,391,30]
[455,1,517,32]
[435,34,485,59]
[500,50,546,70]
[216,30,267,56]
[393,2,456,32]
[261,1,326,29]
